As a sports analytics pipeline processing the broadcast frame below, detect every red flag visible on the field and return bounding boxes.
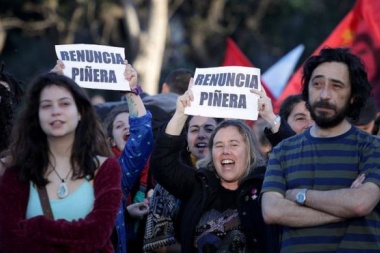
[274,3,362,112]
[222,38,276,102]
[357,0,380,43]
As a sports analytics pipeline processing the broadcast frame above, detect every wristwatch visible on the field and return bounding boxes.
[295,189,308,206]
[269,115,281,129]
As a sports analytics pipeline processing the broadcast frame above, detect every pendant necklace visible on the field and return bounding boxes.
[52,166,72,199]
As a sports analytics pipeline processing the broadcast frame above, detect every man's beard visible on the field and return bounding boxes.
[309,100,349,129]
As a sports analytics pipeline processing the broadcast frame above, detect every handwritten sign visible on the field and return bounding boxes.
[55,44,129,91]
[184,66,261,120]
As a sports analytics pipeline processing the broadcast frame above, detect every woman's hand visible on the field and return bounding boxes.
[127,202,149,220]
[165,78,194,135]
[174,78,194,116]
[250,87,276,121]
[50,60,65,75]
[124,60,138,90]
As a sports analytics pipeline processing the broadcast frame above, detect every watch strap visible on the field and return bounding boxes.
[269,115,281,129]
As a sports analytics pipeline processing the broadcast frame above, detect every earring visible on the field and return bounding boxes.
[187,146,190,152]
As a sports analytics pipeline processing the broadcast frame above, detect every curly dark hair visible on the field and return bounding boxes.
[301,47,371,122]
[0,64,25,105]
[0,64,25,153]
[8,72,110,186]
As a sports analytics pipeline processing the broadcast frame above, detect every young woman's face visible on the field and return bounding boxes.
[39,85,81,139]
[111,112,130,151]
[212,126,248,190]
[287,101,314,134]
[187,116,218,161]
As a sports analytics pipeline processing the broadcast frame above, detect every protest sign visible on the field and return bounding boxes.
[185,66,260,120]
[55,44,128,91]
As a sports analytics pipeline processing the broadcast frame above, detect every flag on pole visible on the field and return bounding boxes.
[221,38,276,102]
[275,0,380,111]
[262,44,305,99]
[274,2,362,112]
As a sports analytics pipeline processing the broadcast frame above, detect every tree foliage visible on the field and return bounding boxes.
[0,0,355,100]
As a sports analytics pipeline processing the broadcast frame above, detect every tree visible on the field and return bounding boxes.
[0,0,356,99]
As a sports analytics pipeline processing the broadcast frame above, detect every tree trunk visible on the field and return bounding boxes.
[133,0,168,95]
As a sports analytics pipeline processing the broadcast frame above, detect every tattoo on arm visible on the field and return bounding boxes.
[126,95,138,117]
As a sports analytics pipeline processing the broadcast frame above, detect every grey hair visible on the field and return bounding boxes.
[196,120,265,183]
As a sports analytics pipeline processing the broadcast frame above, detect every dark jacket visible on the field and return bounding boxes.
[264,118,296,147]
[150,129,280,253]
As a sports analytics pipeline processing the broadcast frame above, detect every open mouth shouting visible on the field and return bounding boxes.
[123,132,130,141]
[221,159,235,167]
[195,142,207,149]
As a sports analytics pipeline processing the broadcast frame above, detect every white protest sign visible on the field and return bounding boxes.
[55,44,128,91]
[184,66,260,120]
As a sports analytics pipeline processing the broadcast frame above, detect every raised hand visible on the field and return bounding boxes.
[51,60,65,75]
[123,60,138,90]
[175,78,194,115]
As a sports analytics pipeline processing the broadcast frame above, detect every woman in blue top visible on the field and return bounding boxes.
[53,60,153,253]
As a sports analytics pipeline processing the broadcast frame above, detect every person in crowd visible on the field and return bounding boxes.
[103,103,153,253]
[91,94,106,105]
[252,88,314,147]
[350,96,378,134]
[143,115,223,252]
[261,47,380,252]
[0,72,122,252]
[142,68,193,137]
[250,117,273,160]
[53,60,154,253]
[0,63,25,176]
[149,83,279,253]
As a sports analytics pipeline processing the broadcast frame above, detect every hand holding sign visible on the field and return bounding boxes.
[175,78,194,116]
[55,44,127,91]
[51,60,65,75]
[250,87,275,121]
[124,60,138,89]
[184,66,261,120]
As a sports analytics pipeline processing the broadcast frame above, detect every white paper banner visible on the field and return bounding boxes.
[184,66,260,120]
[55,44,128,91]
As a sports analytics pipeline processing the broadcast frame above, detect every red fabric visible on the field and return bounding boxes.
[222,37,276,102]
[274,3,362,112]
[0,158,122,253]
[275,0,380,111]
[112,146,122,158]
[139,156,150,188]
[359,0,380,43]
[113,144,150,204]
[222,37,274,126]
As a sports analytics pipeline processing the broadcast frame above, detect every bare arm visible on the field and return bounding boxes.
[286,182,380,218]
[165,79,193,136]
[123,61,146,117]
[262,191,343,227]
[251,87,280,133]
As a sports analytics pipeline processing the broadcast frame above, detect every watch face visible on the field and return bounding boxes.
[296,192,305,204]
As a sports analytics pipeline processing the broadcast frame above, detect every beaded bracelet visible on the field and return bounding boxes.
[126,85,143,96]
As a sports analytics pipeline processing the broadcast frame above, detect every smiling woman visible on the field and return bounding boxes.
[144,115,222,252]
[0,72,122,252]
[149,84,280,253]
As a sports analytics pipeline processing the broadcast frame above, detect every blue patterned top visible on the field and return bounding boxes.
[115,111,153,253]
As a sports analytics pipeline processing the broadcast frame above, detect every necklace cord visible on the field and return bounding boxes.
[49,162,72,183]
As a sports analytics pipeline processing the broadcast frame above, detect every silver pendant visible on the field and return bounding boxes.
[57,181,69,199]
